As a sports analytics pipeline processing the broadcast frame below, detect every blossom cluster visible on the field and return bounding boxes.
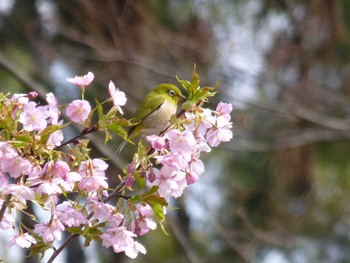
[0,71,233,261]
[135,102,233,201]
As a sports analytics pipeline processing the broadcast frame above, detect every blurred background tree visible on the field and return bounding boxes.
[1,0,350,263]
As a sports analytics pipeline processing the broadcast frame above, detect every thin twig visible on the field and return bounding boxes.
[56,125,99,149]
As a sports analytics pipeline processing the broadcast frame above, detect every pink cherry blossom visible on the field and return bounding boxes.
[101,226,146,259]
[206,118,233,147]
[155,151,189,170]
[183,108,214,135]
[0,199,14,230]
[19,101,50,131]
[66,71,94,87]
[194,133,211,153]
[50,161,80,191]
[77,159,108,192]
[189,157,204,176]
[147,165,187,199]
[8,233,37,248]
[66,99,91,123]
[185,171,198,185]
[46,92,60,124]
[146,135,166,150]
[3,184,35,204]
[0,170,8,187]
[28,91,38,99]
[88,198,121,223]
[36,181,62,196]
[108,81,127,114]
[78,175,108,192]
[46,129,64,150]
[34,216,65,243]
[125,240,146,259]
[216,102,233,121]
[79,158,108,177]
[0,143,18,166]
[9,93,29,105]
[131,204,157,236]
[166,129,196,155]
[0,154,32,178]
[57,201,89,227]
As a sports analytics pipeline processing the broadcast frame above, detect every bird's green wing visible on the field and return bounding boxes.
[132,92,165,122]
[126,92,165,139]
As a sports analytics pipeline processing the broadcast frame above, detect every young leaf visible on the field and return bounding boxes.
[95,97,104,121]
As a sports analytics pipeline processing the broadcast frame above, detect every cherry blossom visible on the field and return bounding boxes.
[34,216,65,243]
[183,108,214,134]
[216,101,233,122]
[19,101,50,131]
[147,165,187,199]
[206,119,233,147]
[88,198,121,223]
[108,81,127,114]
[66,71,94,88]
[0,199,14,230]
[8,233,37,248]
[101,226,146,259]
[78,158,108,192]
[0,170,8,187]
[46,129,64,150]
[146,134,166,151]
[57,201,90,227]
[166,129,197,155]
[131,204,157,236]
[0,154,32,179]
[46,92,60,125]
[3,184,35,205]
[66,99,91,123]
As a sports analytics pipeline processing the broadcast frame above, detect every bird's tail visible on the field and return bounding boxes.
[116,140,127,155]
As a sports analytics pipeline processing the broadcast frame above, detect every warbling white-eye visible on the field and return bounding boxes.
[117,83,184,154]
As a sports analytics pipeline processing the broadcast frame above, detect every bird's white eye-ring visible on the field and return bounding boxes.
[169,90,175,97]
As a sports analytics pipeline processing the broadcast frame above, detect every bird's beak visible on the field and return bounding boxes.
[180,93,187,100]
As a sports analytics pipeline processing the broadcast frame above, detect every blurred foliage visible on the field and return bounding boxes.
[2,0,350,263]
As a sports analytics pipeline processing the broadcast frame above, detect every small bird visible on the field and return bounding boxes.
[117,83,185,154]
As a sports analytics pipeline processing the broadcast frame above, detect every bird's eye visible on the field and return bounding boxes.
[168,90,175,97]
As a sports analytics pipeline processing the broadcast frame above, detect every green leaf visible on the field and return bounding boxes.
[106,118,134,143]
[129,194,143,204]
[28,241,52,259]
[159,219,169,236]
[104,130,111,144]
[83,237,92,247]
[12,134,33,147]
[107,123,127,138]
[66,226,83,234]
[134,170,146,188]
[95,97,104,121]
[150,202,166,222]
[105,106,117,119]
[82,222,105,242]
[176,76,192,90]
[191,64,200,88]
[144,194,168,207]
[144,185,159,196]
